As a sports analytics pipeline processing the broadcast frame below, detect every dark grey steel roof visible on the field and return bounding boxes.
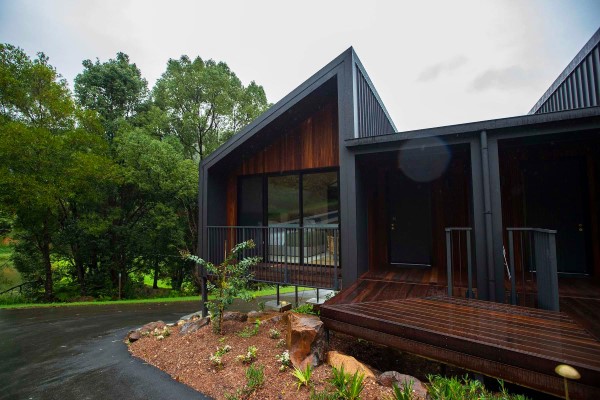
[345,106,600,147]
[529,28,600,114]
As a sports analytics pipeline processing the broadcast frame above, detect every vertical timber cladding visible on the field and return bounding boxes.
[225,99,339,226]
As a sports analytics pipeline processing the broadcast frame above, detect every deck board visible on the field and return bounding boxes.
[322,294,600,398]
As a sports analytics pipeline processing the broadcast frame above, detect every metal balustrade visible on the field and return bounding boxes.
[506,228,559,311]
[205,225,340,290]
[445,227,475,298]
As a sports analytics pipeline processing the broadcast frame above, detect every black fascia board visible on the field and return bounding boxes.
[201,47,353,171]
[529,27,600,114]
[345,106,600,148]
[351,48,398,132]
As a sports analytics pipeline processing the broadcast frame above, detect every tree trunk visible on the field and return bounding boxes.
[153,259,159,289]
[41,238,54,301]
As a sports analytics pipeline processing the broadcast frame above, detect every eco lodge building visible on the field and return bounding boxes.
[198,29,600,398]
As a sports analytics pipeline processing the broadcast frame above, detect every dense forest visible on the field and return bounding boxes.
[0,44,270,301]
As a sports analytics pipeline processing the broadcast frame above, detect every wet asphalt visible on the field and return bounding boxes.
[0,290,318,400]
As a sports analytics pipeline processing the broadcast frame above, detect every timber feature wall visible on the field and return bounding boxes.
[225,99,339,226]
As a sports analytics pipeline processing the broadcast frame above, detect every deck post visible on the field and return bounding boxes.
[295,285,299,307]
[446,229,452,296]
[508,230,517,305]
[466,230,473,298]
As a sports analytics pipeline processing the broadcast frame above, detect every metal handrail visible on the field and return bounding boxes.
[506,227,558,311]
[205,225,340,290]
[445,227,474,298]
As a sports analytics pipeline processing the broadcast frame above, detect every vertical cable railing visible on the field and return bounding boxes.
[205,226,339,290]
[445,227,474,298]
[506,228,559,311]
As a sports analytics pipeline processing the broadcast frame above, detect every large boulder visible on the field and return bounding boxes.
[180,317,210,334]
[222,311,248,322]
[377,371,428,399]
[326,351,376,380]
[286,312,326,369]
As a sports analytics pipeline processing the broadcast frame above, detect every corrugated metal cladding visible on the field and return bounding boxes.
[532,43,600,114]
[356,67,395,138]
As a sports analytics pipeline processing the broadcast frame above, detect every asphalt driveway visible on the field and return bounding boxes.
[0,289,318,400]
[0,301,208,400]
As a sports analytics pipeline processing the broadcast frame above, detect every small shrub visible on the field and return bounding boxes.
[238,319,261,338]
[293,303,317,315]
[427,375,531,400]
[389,380,414,400]
[246,363,265,391]
[237,345,258,364]
[275,350,291,371]
[269,328,281,339]
[330,365,365,400]
[209,344,232,369]
[152,326,170,340]
[258,301,266,312]
[291,364,313,390]
[276,338,287,348]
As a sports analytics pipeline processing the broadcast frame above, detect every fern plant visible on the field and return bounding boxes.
[185,240,260,334]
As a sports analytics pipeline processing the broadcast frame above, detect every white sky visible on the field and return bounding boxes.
[1,0,599,131]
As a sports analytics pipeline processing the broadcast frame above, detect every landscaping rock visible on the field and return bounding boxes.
[247,310,262,320]
[127,330,141,342]
[222,311,247,322]
[286,312,326,369]
[377,371,428,398]
[326,351,376,380]
[180,317,210,335]
[177,311,203,325]
[139,321,166,335]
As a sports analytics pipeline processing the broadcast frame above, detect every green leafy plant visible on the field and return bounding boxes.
[293,303,317,315]
[209,344,232,369]
[186,240,260,334]
[245,363,265,391]
[269,328,281,339]
[238,318,261,338]
[388,380,414,400]
[237,345,258,364]
[427,375,531,400]
[291,364,313,390]
[275,350,291,371]
[309,389,338,400]
[258,301,266,312]
[330,365,365,400]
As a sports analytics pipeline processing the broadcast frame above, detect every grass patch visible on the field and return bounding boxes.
[142,274,172,289]
[0,285,314,309]
[0,242,22,292]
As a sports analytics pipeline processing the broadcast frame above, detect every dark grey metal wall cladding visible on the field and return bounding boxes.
[356,67,395,137]
[530,29,600,114]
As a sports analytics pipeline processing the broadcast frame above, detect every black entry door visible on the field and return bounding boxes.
[387,171,432,267]
[523,158,589,274]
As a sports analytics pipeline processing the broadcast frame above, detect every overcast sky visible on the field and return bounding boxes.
[1,0,599,131]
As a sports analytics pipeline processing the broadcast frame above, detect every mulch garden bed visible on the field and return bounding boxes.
[127,313,449,399]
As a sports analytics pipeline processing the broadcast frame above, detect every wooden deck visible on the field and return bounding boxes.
[321,271,600,399]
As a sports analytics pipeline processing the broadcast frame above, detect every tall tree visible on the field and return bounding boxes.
[74,52,148,143]
[153,56,269,161]
[0,44,113,300]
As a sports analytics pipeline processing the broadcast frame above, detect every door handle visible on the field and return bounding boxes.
[578,223,583,232]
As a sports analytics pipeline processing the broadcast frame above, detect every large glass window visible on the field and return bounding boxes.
[267,175,300,226]
[302,171,339,226]
[238,176,263,226]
